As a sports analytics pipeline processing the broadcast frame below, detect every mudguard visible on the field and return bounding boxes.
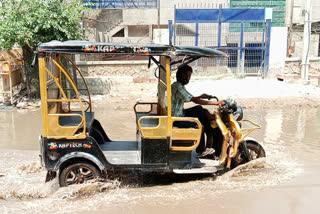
[242,137,266,158]
[53,152,106,172]
[243,137,265,147]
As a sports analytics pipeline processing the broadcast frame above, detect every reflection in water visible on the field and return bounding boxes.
[264,111,283,143]
[0,107,320,213]
[296,109,306,142]
[249,108,320,162]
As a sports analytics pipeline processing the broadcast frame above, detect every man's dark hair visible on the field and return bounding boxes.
[176,65,193,82]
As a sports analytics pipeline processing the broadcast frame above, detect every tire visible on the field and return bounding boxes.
[231,141,266,168]
[59,162,101,187]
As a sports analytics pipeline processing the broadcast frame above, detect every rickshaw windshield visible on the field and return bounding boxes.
[36,40,226,148]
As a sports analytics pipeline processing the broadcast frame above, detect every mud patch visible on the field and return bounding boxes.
[0,193,5,200]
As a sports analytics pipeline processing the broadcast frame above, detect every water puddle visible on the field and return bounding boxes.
[0,107,319,213]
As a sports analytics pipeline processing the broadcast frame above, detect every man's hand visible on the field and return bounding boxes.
[218,100,225,107]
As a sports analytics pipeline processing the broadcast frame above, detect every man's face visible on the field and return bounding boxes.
[181,70,192,85]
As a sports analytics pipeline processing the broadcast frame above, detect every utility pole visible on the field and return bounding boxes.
[157,0,160,28]
[287,0,294,56]
[301,0,312,80]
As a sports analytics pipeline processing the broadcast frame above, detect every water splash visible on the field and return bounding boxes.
[53,180,122,200]
[18,162,43,174]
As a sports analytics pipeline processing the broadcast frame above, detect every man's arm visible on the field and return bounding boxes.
[191,94,224,106]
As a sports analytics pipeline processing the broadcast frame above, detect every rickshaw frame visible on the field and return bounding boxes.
[36,40,263,185]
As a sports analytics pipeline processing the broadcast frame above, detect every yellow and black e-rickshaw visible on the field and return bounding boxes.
[37,41,265,187]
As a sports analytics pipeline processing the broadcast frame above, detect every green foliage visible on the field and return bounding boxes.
[0,0,93,95]
[0,0,92,50]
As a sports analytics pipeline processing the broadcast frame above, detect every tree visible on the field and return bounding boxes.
[0,0,92,96]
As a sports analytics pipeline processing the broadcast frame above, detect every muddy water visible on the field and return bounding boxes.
[0,109,42,150]
[0,107,319,214]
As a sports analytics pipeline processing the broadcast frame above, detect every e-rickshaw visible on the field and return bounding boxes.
[37,40,265,187]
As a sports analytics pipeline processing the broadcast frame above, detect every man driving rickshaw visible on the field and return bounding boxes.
[171,65,224,157]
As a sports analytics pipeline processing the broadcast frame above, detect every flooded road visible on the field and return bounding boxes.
[0,106,319,214]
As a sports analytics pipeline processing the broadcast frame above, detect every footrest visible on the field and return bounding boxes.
[173,159,222,174]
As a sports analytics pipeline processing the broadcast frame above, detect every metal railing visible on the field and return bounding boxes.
[171,8,271,77]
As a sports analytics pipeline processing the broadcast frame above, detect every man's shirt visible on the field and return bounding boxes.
[171,81,193,117]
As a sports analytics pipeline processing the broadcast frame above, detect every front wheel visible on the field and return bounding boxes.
[59,162,101,187]
[231,141,266,168]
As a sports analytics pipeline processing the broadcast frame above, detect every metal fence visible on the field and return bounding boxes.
[170,8,271,77]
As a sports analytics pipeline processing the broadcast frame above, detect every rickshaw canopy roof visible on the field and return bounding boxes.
[37,40,227,57]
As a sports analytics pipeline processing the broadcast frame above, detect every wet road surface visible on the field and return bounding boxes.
[0,107,319,214]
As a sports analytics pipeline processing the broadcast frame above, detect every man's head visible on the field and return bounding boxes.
[176,65,193,85]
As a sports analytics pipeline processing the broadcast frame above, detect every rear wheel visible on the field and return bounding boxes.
[231,141,266,168]
[59,162,101,187]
